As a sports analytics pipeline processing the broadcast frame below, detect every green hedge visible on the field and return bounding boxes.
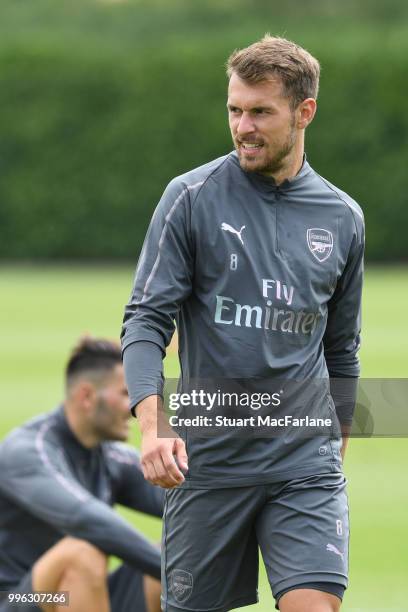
[0,0,407,261]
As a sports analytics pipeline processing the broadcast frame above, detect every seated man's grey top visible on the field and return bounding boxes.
[0,407,164,590]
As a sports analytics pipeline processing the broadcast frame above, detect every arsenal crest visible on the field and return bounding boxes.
[307,228,333,262]
[170,569,194,603]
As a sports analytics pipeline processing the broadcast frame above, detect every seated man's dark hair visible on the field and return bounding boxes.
[65,336,122,386]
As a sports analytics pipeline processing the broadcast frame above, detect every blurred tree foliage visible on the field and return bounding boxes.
[0,0,406,261]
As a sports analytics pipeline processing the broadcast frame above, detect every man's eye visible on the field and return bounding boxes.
[229,107,241,114]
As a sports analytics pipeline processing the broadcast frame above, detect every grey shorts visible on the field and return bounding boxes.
[162,473,349,611]
[0,563,146,612]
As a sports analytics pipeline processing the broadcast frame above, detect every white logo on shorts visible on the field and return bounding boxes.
[170,569,194,603]
[326,543,344,561]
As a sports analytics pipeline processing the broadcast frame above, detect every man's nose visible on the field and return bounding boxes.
[123,397,131,414]
[236,112,256,136]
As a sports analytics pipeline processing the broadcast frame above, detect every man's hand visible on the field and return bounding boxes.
[136,395,188,488]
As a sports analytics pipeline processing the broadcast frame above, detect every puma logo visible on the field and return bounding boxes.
[326,543,344,561]
[221,222,246,245]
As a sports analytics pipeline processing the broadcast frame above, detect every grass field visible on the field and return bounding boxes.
[0,264,407,611]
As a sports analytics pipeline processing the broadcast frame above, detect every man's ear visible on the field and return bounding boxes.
[296,98,317,129]
[74,380,97,413]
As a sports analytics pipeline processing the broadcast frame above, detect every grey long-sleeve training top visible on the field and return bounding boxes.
[122,152,364,488]
[0,406,164,589]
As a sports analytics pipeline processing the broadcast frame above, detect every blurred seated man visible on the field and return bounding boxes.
[0,337,163,612]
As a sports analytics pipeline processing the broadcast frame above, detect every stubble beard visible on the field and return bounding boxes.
[235,117,297,176]
[93,399,128,442]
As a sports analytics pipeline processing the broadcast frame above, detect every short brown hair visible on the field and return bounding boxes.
[226,34,320,110]
[66,336,122,386]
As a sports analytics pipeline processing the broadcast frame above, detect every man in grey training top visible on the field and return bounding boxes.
[122,36,364,611]
[0,337,163,612]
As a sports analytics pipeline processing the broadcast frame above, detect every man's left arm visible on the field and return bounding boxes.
[323,214,365,460]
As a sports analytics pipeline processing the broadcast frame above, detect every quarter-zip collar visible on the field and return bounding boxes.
[229,150,312,193]
[54,404,97,461]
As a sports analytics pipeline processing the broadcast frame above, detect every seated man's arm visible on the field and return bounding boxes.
[107,443,165,516]
[0,430,161,579]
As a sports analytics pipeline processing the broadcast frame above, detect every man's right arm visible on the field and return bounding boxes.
[122,178,197,488]
[123,340,188,488]
[136,394,188,488]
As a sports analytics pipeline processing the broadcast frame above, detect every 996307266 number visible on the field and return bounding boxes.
[6,592,69,606]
